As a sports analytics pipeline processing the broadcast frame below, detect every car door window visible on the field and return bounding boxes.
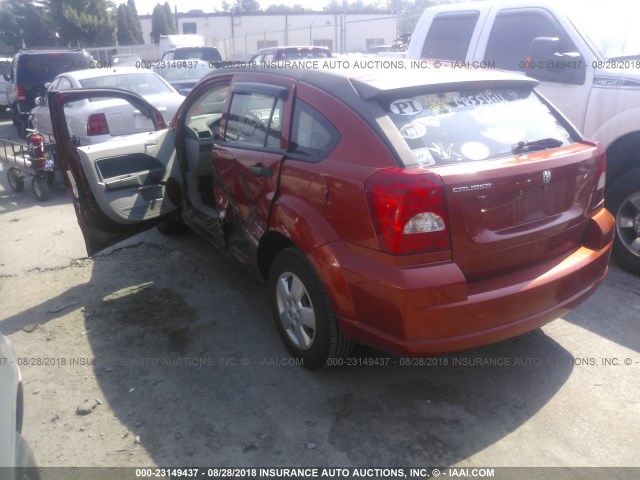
[421,12,480,61]
[289,99,339,161]
[485,9,576,71]
[225,91,284,149]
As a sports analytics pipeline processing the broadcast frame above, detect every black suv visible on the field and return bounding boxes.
[3,48,92,136]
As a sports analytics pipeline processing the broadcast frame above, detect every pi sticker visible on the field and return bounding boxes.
[399,122,427,139]
[390,98,423,116]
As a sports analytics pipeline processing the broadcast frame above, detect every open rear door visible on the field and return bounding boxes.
[49,89,181,255]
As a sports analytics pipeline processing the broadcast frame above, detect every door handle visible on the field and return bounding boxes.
[249,164,273,177]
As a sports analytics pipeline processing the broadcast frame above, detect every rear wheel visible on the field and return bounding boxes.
[7,168,25,192]
[607,168,640,274]
[32,176,50,201]
[268,247,353,369]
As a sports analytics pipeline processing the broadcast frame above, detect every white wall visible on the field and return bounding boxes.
[139,11,397,60]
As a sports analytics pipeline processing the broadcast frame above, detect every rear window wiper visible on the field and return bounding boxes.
[513,138,563,154]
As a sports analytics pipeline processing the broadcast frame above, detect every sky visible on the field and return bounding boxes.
[132,0,370,15]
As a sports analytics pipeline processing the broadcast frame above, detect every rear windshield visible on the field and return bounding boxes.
[383,87,574,166]
[173,48,222,62]
[79,73,174,96]
[16,53,90,86]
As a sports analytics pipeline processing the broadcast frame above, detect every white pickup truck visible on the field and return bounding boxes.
[406,0,640,273]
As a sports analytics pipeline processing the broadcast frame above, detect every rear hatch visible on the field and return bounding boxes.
[377,84,604,279]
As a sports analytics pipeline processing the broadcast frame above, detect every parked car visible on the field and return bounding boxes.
[249,46,332,63]
[161,46,222,63]
[47,65,614,369]
[31,67,184,145]
[111,54,142,67]
[0,57,12,111]
[406,0,640,274]
[153,60,212,95]
[3,48,93,137]
[0,333,40,480]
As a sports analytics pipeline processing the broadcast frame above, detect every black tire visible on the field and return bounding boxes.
[606,168,640,275]
[7,168,25,192]
[156,216,187,235]
[268,247,353,369]
[31,176,50,202]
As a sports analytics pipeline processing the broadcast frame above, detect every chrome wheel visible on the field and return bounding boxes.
[275,271,316,350]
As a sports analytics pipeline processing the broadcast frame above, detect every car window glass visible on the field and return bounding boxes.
[48,78,61,91]
[289,99,339,160]
[225,91,283,149]
[383,88,574,167]
[79,73,173,95]
[421,12,479,61]
[185,81,231,138]
[485,10,575,71]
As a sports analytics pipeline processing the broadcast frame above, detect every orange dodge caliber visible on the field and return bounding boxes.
[48,65,614,369]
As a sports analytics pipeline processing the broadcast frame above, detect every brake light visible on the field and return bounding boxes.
[87,113,109,136]
[364,168,450,255]
[16,84,26,101]
[585,141,606,213]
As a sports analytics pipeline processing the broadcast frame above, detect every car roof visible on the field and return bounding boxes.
[218,64,537,100]
[60,67,155,80]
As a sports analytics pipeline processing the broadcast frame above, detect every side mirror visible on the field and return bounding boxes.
[2,73,10,82]
[34,96,45,106]
[525,37,586,85]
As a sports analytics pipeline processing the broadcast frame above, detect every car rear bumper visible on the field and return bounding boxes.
[308,208,614,357]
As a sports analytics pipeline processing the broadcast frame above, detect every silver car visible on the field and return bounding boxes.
[0,334,39,480]
[30,67,184,145]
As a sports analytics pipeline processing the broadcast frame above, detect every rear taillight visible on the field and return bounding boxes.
[87,113,109,136]
[16,84,26,101]
[585,141,606,213]
[364,168,450,255]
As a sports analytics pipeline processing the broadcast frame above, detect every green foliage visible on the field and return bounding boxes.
[0,0,54,49]
[127,0,144,43]
[150,4,171,44]
[163,2,177,34]
[0,0,148,50]
[48,0,114,47]
[232,0,261,13]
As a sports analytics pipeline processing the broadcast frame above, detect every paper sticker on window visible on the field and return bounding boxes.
[461,141,490,161]
[399,122,427,139]
[428,143,461,162]
[412,148,435,166]
[390,99,423,116]
[430,103,454,117]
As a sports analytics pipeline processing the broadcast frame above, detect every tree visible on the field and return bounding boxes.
[163,2,177,34]
[150,4,171,44]
[0,0,52,49]
[265,4,306,11]
[220,1,232,12]
[231,0,261,13]
[127,0,144,44]
[48,0,114,47]
[117,4,135,45]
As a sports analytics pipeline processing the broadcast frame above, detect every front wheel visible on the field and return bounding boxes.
[32,176,50,201]
[7,168,25,192]
[268,247,353,369]
[607,168,640,274]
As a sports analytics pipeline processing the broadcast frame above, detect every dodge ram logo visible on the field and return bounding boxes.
[542,170,552,186]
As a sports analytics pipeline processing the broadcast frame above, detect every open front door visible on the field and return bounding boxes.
[49,89,180,255]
